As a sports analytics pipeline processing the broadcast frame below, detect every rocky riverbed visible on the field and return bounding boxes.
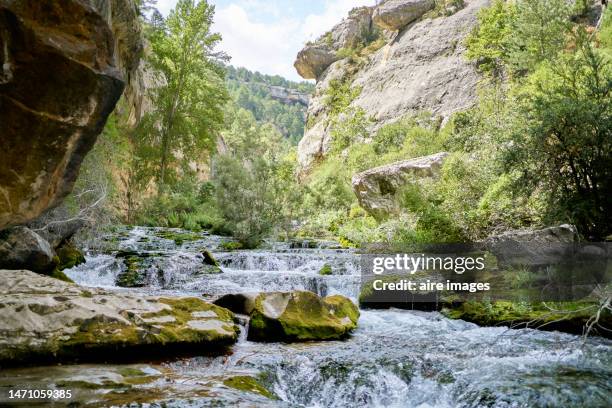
[1,226,610,407]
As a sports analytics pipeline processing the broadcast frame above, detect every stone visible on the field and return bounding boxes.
[247,291,359,342]
[484,224,579,268]
[214,293,259,315]
[297,0,487,172]
[372,0,436,31]
[294,45,339,80]
[0,227,56,273]
[0,0,142,229]
[294,6,373,80]
[0,270,239,365]
[352,152,449,219]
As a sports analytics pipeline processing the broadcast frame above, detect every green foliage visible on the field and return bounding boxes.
[225,65,313,144]
[502,34,612,238]
[466,0,573,77]
[144,0,228,191]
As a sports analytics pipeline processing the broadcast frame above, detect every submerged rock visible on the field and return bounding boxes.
[0,227,56,273]
[372,0,435,31]
[352,152,449,219]
[248,291,359,342]
[0,270,239,365]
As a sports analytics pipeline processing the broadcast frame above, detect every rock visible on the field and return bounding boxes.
[352,152,449,219]
[56,242,86,271]
[484,224,578,268]
[372,0,435,31]
[442,300,612,338]
[0,0,142,230]
[268,85,310,107]
[294,7,373,80]
[294,45,339,80]
[0,270,239,365]
[319,264,333,275]
[247,291,359,342]
[214,293,259,315]
[0,227,56,273]
[297,0,487,172]
[26,206,86,249]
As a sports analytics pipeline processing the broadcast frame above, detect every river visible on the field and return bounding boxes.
[1,226,610,407]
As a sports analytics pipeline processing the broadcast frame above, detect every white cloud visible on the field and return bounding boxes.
[154,0,375,81]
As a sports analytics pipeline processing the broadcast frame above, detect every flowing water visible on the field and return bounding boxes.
[1,227,611,407]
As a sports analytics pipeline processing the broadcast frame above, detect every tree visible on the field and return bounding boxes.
[504,33,612,239]
[144,0,228,193]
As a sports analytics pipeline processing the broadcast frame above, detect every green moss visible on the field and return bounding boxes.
[318,264,332,275]
[223,376,276,399]
[442,300,612,336]
[116,367,147,377]
[116,254,146,287]
[56,243,86,271]
[249,292,358,342]
[220,241,244,251]
[154,230,202,245]
[49,268,74,283]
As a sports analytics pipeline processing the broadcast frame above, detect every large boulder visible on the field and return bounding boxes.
[294,7,373,80]
[0,0,142,230]
[243,291,359,342]
[372,0,435,31]
[294,45,339,80]
[297,0,487,172]
[352,152,449,219]
[0,227,56,273]
[0,270,239,365]
[485,224,579,268]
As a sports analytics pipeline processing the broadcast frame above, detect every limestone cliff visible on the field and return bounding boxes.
[0,0,144,229]
[295,0,488,172]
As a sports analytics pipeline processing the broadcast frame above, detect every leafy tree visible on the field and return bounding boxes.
[504,33,612,238]
[143,0,228,193]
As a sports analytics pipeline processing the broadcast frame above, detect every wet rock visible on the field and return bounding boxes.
[0,0,142,229]
[372,0,435,31]
[248,291,359,342]
[55,242,86,271]
[352,152,449,219]
[0,227,56,273]
[0,270,239,365]
[214,293,259,315]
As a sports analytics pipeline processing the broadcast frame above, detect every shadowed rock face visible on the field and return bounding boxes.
[0,0,135,229]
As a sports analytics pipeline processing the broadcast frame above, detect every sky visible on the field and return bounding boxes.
[155,0,376,81]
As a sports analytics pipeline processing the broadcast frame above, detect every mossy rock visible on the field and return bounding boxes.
[223,375,276,399]
[154,230,203,245]
[56,243,86,271]
[248,291,359,342]
[318,264,332,275]
[442,300,612,337]
[116,254,147,287]
[220,241,244,251]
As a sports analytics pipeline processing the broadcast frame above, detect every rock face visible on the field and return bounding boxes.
[0,0,142,230]
[372,0,435,31]
[352,152,449,219]
[294,6,373,80]
[248,291,359,342]
[485,224,579,268]
[297,0,487,172]
[268,85,310,107]
[0,227,56,273]
[0,270,239,365]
